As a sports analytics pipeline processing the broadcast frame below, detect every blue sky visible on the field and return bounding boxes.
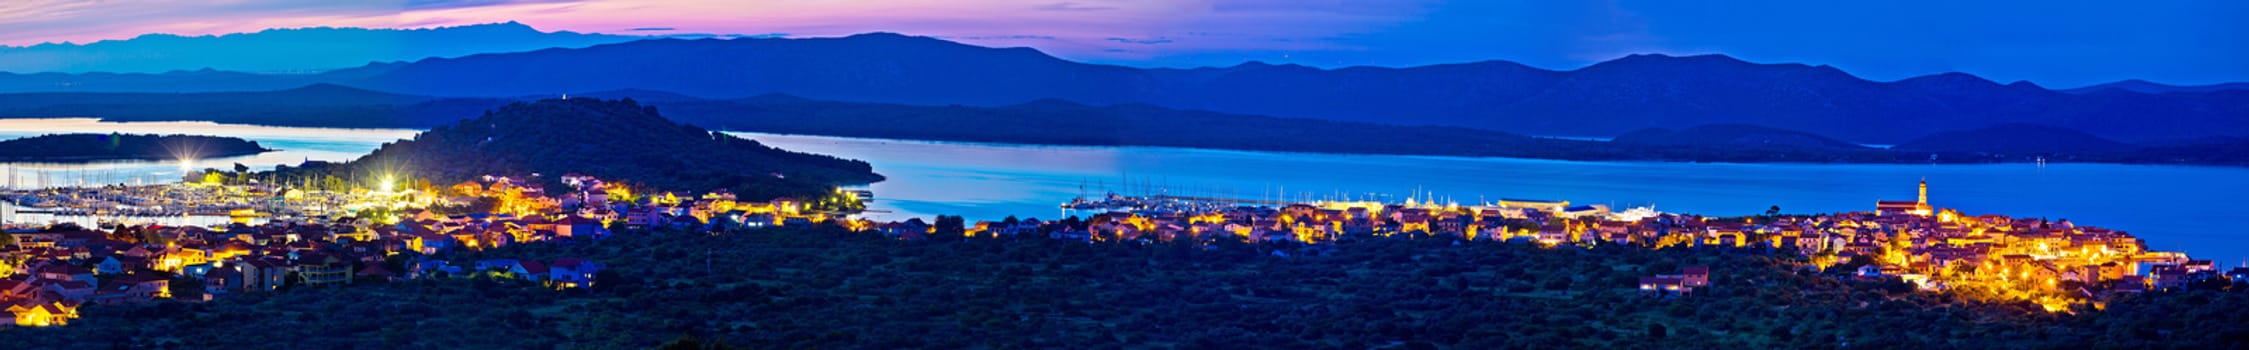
[1,0,2242,87]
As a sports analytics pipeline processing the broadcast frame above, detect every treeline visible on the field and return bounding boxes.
[4,225,2242,348]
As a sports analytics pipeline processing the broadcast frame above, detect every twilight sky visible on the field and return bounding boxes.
[1,0,2243,87]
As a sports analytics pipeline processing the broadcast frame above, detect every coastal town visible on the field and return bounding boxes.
[2,173,2240,327]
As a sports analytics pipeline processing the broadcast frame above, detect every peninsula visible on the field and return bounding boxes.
[0,133,270,162]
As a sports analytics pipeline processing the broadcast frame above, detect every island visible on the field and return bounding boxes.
[0,133,271,162]
[261,98,884,203]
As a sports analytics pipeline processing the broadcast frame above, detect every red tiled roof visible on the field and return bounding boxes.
[550,258,587,269]
[518,261,549,275]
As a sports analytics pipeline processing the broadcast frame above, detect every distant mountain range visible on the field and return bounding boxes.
[0,22,643,74]
[0,83,506,128]
[0,32,2243,145]
[2058,79,2249,95]
[3,85,2242,166]
[1891,124,2131,154]
[1612,124,1870,150]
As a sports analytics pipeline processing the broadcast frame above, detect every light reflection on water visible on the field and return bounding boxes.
[0,118,417,187]
[734,132,2249,264]
[0,200,267,228]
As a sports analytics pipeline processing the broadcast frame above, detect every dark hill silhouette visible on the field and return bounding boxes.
[333,33,1144,106]
[0,84,508,128]
[2059,79,2249,95]
[1,33,2243,144]
[2120,139,2249,166]
[1891,124,2132,154]
[288,98,882,199]
[0,133,270,161]
[0,22,645,74]
[612,94,1932,164]
[1612,124,1870,150]
[554,89,711,103]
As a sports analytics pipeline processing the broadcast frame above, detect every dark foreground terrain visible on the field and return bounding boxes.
[2,226,2242,349]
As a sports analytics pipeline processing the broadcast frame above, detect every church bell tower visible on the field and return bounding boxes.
[1917,178,1928,206]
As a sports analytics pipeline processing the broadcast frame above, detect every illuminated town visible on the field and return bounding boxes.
[1,1,2243,347]
[2,171,2235,327]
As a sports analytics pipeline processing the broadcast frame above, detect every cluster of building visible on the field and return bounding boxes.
[2,174,450,228]
[891,195,1642,245]
[1637,266,1710,297]
[850,181,2235,311]
[0,217,612,326]
[0,170,889,327]
[0,175,637,327]
[4,174,2236,326]
[460,173,846,234]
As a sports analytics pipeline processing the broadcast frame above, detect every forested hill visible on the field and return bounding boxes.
[0,133,269,161]
[297,98,881,199]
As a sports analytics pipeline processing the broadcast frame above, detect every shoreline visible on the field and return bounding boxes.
[0,149,274,163]
[721,129,2249,169]
[3,117,2240,168]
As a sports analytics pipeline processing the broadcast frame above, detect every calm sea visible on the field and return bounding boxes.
[0,119,2239,264]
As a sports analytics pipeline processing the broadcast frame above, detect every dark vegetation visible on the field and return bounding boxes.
[2,226,2242,349]
[0,133,269,161]
[3,33,2245,144]
[264,98,882,200]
